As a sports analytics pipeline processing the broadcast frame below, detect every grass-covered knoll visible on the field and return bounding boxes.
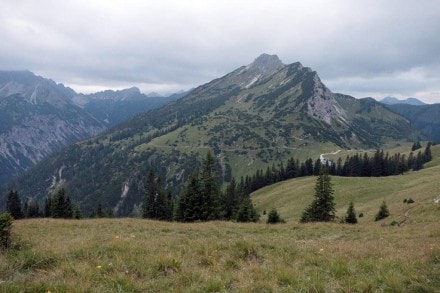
[253,144,440,224]
[1,146,439,292]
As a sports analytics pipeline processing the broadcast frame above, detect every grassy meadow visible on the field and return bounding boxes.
[1,145,439,292]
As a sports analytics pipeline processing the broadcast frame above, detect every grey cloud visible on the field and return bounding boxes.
[0,0,439,102]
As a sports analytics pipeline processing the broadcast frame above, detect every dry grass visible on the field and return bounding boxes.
[0,215,439,292]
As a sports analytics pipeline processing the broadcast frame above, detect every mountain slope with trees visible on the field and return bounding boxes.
[3,54,420,215]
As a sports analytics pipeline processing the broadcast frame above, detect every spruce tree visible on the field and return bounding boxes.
[300,166,335,222]
[223,177,239,220]
[236,195,259,222]
[95,202,104,218]
[6,190,23,219]
[142,171,172,221]
[267,208,284,224]
[423,142,432,163]
[345,202,357,224]
[200,151,222,220]
[375,201,390,221]
[177,172,202,222]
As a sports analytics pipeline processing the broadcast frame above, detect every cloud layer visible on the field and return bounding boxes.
[1,0,439,103]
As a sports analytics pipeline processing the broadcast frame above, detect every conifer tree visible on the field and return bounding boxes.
[200,151,222,220]
[267,208,284,224]
[72,205,81,219]
[223,177,239,220]
[176,172,202,222]
[142,171,172,221]
[236,195,259,222]
[6,190,23,219]
[375,201,390,221]
[345,201,357,224]
[300,166,335,222]
[423,142,432,163]
[96,202,104,218]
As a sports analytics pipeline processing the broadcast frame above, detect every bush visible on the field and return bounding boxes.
[358,213,364,218]
[0,212,13,250]
[267,208,285,224]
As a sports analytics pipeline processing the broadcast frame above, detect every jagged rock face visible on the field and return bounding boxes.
[0,71,106,185]
[307,73,347,125]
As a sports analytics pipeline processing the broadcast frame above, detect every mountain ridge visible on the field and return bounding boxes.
[3,54,420,215]
[0,70,180,185]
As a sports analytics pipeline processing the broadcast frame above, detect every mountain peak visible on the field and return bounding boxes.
[248,54,284,74]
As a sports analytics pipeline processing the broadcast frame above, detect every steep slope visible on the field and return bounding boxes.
[5,55,417,215]
[384,103,440,142]
[0,71,106,185]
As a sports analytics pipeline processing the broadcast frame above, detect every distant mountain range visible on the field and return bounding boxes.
[384,103,440,142]
[0,70,180,185]
[4,54,421,215]
[380,96,426,106]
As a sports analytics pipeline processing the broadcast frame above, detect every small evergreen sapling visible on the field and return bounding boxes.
[375,201,390,221]
[266,208,284,224]
[345,202,357,224]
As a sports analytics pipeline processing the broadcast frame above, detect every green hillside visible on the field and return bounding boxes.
[253,144,440,223]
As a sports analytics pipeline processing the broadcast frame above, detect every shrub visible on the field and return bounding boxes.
[0,212,13,250]
[359,213,364,218]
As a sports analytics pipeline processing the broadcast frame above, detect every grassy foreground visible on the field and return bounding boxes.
[1,146,439,292]
[1,217,439,292]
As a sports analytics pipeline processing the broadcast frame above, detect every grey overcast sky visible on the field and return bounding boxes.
[1,0,439,103]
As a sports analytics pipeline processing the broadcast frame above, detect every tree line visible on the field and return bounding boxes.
[2,143,433,222]
[142,151,259,222]
[239,143,433,195]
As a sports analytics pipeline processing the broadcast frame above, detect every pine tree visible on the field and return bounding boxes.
[200,151,222,220]
[300,166,335,222]
[345,202,357,224]
[375,201,390,221]
[223,177,239,220]
[142,171,172,221]
[96,202,104,218]
[236,195,259,222]
[72,205,81,219]
[177,172,202,222]
[412,141,421,151]
[6,190,23,219]
[423,142,432,163]
[267,208,284,224]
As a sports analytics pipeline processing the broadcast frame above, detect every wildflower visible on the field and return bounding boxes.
[115,235,120,239]
[319,248,324,253]
[96,265,102,269]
